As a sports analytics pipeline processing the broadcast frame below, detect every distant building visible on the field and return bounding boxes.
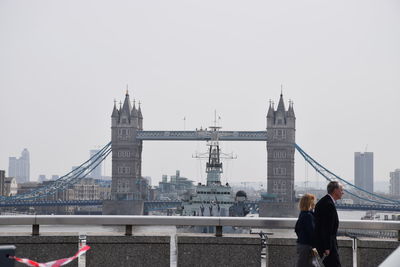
[51,175,60,181]
[354,152,374,192]
[0,170,18,196]
[8,148,30,183]
[53,178,111,201]
[390,169,400,196]
[4,177,18,196]
[143,176,152,187]
[0,170,5,196]
[70,178,100,200]
[38,174,47,182]
[89,149,103,179]
[17,182,39,195]
[156,170,194,201]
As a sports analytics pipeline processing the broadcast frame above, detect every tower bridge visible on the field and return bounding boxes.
[102,91,296,216]
[1,91,400,215]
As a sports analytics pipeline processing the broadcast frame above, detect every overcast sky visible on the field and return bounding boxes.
[0,0,399,189]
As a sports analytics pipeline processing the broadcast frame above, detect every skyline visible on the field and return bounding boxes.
[1,1,399,187]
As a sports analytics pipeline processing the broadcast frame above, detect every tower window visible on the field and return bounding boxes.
[118,129,130,135]
[273,151,287,159]
[117,166,131,174]
[273,167,286,175]
[273,129,287,140]
[118,151,131,157]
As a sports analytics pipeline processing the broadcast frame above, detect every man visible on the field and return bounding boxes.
[314,181,344,267]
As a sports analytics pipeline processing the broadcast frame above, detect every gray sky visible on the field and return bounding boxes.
[1,0,399,188]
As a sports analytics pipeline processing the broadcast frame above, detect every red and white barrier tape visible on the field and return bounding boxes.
[9,245,90,267]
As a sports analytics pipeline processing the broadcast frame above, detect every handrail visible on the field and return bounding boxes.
[0,215,399,236]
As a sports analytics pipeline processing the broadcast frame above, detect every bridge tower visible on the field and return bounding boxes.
[260,93,297,217]
[103,91,146,215]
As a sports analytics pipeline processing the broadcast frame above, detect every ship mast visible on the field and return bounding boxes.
[193,111,236,186]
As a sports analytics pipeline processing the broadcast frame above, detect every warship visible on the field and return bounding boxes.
[181,123,235,217]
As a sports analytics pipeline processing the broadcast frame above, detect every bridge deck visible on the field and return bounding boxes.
[136,130,268,141]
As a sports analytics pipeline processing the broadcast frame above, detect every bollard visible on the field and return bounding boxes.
[0,245,16,267]
[125,225,133,236]
[215,226,223,237]
[32,224,39,236]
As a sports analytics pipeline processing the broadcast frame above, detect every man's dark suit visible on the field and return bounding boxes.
[314,194,341,267]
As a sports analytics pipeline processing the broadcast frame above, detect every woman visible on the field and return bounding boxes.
[295,193,317,267]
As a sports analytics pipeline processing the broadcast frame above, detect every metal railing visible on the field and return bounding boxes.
[1,215,399,238]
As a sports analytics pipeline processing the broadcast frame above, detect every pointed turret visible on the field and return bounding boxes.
[287,100,295,118]
[111,100,120,127]
[138,102,143,119]
[111,101,119,118]
[267,100,274,118]
[276,93,286,113]
[131,100,138,118]
[130,100,139,129]
[138,102,143,130]
[121,91,132,119]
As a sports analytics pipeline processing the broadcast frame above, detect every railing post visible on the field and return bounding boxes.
[215,226,223,237]
[398,230,400,241]
[32,224,39,236]
[125,225,133,236]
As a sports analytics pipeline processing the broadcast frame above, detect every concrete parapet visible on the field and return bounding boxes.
[102,199,144,215]
[266,236,353,267]
[259,202,298,217]
[177,234,261,267]
[86,235,170,267]
[0,235,78,267]
[357,238,399,267]
[337,238,354,267]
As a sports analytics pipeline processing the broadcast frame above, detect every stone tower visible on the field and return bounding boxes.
[103,91,145,215]
[260,93,297,217]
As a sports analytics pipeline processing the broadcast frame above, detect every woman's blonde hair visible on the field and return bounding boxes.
[299,193,316,211]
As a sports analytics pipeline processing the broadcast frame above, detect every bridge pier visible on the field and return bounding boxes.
[259,202,298,218]
[103,200,144,215]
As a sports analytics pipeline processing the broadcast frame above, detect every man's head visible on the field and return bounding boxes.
[327,181,344,200]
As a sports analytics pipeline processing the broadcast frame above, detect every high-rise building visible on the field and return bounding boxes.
[390,169,400,196]
[89,149,103,178]
[8,148,30,183]
[354,152,374,193]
